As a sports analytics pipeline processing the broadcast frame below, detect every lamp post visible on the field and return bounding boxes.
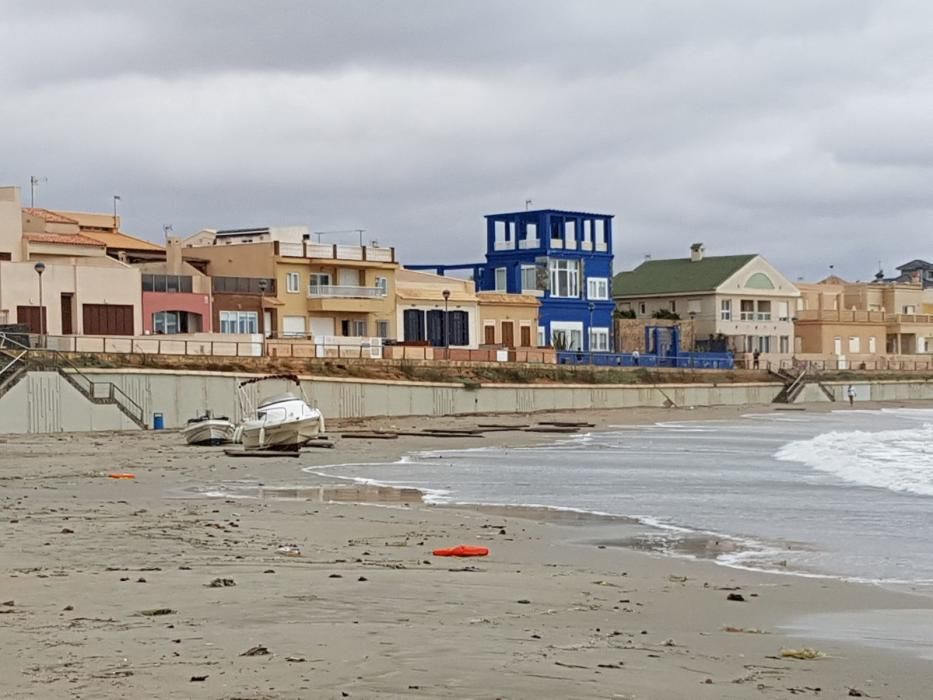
[257,279,269,338]
[442,289,451,360]
[34,261,46,346]
[112,195,121,230]
[587,301,595,364]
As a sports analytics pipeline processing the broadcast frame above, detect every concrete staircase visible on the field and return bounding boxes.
[769,365,836,404]
[0,332,147,429]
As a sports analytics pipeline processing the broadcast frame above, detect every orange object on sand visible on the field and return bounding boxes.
[432,545,489,557]
[108,473,136,480]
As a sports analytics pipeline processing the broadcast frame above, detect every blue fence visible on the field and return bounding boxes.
[556,351,734,370]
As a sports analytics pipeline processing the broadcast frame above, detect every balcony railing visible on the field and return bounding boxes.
[308,285,387,299]
[278,241,396,263]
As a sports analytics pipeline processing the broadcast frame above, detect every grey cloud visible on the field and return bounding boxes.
[1,0,931,282]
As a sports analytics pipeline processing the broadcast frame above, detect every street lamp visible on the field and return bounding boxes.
[442,289,451,360]
[257,279,269,338]
[34,261,46,345]
[587,301,595,364]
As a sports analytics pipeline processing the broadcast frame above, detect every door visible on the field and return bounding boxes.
[263,311,272,338]
[501,321,515,348]
[833,336,842,355]
[16,306,46,334]
[60,294,74,334]
[484,324,496,345]
[82,304,134,335]
[520,325,532,347]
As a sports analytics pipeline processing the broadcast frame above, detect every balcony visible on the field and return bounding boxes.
[278,241,396,264]
[307,285,388,312]
[308,285,386,299]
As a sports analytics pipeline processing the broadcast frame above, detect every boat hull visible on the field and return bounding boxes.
[238,413,325,451]
[182,420,236,446]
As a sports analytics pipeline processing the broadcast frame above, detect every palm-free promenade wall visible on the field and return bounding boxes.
[1,369,932,434]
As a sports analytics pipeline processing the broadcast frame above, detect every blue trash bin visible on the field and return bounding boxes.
[153,412,164,430]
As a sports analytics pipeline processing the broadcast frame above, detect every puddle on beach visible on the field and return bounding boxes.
[175,482,423,505]
[780,609,933,661]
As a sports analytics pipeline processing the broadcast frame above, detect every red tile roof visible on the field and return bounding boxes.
[22,208,80,225]
[24,232,106,247]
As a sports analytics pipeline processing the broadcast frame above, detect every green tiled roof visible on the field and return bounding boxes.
[612,254,756,297]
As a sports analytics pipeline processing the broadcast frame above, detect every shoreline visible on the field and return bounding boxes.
[3,401,933,697]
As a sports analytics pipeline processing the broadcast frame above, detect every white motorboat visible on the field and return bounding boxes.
[235,374,325,451]
[182,411,236,446]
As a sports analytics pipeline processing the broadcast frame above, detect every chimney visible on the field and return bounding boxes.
[690,242,705,262]
[166,236,182,274]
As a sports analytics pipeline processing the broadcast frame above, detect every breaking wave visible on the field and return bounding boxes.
[776,424,933,496]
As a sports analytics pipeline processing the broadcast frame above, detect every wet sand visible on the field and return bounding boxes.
[1,403,932,699]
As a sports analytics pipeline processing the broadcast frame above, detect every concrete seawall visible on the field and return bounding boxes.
[1,368,931,433]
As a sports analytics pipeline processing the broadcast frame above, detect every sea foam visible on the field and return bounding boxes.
[775,423,933,496]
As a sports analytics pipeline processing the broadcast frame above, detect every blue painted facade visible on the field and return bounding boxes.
[410,209,615,352]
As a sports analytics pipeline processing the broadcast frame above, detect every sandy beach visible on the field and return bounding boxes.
[2,403,932,699]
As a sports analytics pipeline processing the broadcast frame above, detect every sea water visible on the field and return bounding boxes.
[309,408,933,585]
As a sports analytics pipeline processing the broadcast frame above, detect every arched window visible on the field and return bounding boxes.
[745,272,775,289]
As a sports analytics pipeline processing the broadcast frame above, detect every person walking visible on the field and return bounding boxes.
[631,349,640,366]
[752,349,761,369]
[846,384,857,407]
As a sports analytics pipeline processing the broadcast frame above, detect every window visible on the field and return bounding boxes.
[780,335,789,354]
[403,309,425,341]
[740,299,755,321]
[869,336,877,353]
[0,252,11,261]
[687,299,701,316]
[521,265,537,292]
[286,272,300,293]
[587,277,609,300]
[778,302,789,321]
[376,320,390,338]
[447,310,470,346]
[341,319,367,337]
[495,267,508,291]
[903,305,917,314]
[849,336,861,353]
[282,316,306,336]
[309,273,331,295]
[549,259,580,298]
[142,274,193,293]
[537,326,545,347]
[551,322,584,351]
[375,276,388,296]
[219,310,258,334]
[153,311,179,334]
[589,327,610,352]
[670,300,677,313]
[213,277,275,294]
[639,302,647,315]
[756,300,772,321]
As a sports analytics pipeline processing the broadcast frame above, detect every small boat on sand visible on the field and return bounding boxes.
[234,374,325,451]
[182,411,236,446]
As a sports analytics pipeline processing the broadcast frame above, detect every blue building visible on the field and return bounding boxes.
[411,209,615,352]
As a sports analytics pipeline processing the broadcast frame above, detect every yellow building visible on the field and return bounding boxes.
[183,239,398,341]
[476,292,540,348]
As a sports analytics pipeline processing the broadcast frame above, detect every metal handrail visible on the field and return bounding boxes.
[0,332,144,423]
[0,349,27,376]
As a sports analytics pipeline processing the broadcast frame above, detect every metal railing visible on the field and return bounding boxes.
[308,284,387,299]
[0,332,145,426]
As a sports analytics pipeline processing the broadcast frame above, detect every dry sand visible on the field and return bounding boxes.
[1,403,932,699]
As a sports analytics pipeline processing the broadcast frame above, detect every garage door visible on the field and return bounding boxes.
[82,304,134,335]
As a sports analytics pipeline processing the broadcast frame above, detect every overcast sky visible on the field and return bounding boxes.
[2,1,931,281]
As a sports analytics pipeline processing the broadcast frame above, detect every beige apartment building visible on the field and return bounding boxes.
[0,187,142,335]
[183,238,398,341]
[796,278,933,357]
[613,245,799,359]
